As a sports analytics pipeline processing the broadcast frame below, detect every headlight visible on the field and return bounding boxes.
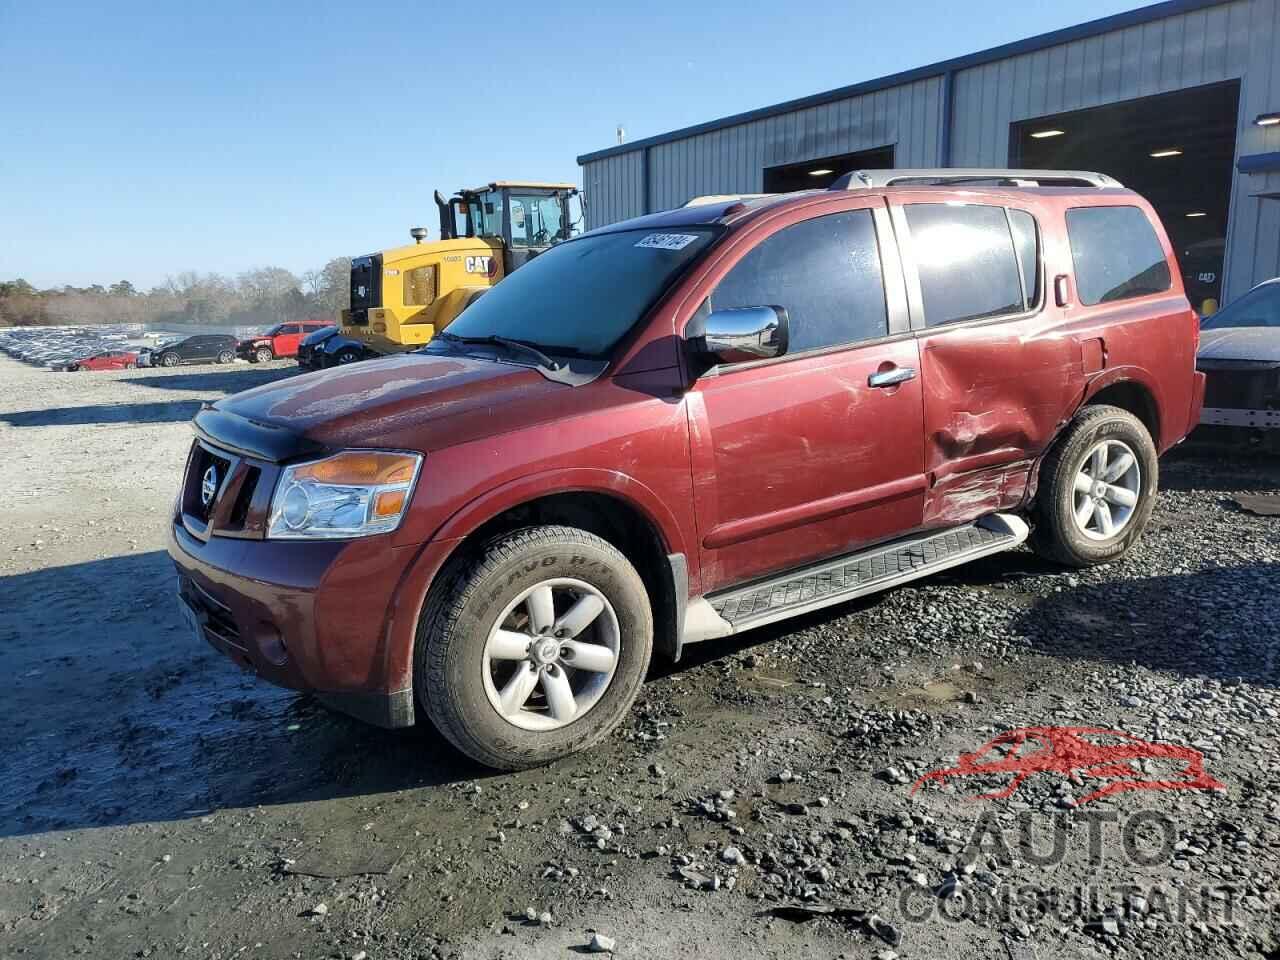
[267,450,422,540]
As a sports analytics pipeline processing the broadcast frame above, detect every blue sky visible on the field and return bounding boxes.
[0,0,1138,290]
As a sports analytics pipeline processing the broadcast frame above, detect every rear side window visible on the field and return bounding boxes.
[905,204,1024,327]
[710,209,888,353]
[1066,206,1171,305]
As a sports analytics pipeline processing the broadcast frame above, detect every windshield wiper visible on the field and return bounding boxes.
[436,332,561,370]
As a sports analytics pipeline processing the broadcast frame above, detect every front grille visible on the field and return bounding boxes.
[185,444,233,523]
[1201,367,1280,410]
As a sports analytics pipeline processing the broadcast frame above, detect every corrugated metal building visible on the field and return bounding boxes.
[577,0,1280,303]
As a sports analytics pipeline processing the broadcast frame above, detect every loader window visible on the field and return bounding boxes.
[510,194,566,247]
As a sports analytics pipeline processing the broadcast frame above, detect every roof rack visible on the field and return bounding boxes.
[683,194,774,207]
[830,168,1123,190]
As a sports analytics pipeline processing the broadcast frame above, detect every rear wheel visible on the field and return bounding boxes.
[66,364,80,372]
[416,526,653,770]
[255,346,273,363]
[217,350,235,364]
[1030,404,1158,567]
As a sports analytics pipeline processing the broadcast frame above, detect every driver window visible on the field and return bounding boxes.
[710,209,889,353]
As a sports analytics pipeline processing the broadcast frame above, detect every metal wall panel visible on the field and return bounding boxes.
[582,77,943,227]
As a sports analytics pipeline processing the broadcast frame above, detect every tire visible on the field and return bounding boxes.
[335,348,361,365]
[161,353,179,368]
[1030,404,1158,568]
[255,346,273,363]
[125,362,136,369]
[217,350,235,364]
[416,525,653,770]
[66,364,79,372]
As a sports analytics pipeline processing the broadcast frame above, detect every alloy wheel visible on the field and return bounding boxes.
[1072,438,1141,540]
[481,578,620,731]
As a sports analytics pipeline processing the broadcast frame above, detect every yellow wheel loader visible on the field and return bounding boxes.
[338,181,583,359]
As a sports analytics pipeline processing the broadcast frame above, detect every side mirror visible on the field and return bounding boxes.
[692,305,789,365]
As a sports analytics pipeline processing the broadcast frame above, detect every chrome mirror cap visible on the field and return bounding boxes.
[698,305,789,364]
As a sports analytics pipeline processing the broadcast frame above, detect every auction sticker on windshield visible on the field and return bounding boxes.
[635,233,700,250]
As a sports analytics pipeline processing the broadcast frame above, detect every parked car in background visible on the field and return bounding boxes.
[316,329,369,367]
[61,349,139,372]
[169,169,1203,771]
[1196,277,1280,450]
[296,325,338,370]
[237,320,332,363]
[140,334,240,368]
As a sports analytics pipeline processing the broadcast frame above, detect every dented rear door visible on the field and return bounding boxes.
[888,193,1083,526]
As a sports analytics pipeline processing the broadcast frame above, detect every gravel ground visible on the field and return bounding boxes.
[1,353,1279,960]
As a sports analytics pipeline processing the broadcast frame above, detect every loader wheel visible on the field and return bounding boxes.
[1030,404,1158,568]
[416,526,653,770]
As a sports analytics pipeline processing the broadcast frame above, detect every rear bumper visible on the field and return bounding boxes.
[167,518,437,728]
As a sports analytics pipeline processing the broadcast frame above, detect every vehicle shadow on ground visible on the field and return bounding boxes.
[0,400,204,427]
[0,551,485,839]
[126,367,301,394]
[1014,563,1280,686]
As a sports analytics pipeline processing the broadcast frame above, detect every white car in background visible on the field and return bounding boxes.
[1196,277,1280,450]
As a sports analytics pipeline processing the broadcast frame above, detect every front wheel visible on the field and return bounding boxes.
[335,348,361,365]
[161,353,179,367]
[255,346,273,363]
[125,362,136,369]
[1030,404,1158,567]
[416,526,653,770]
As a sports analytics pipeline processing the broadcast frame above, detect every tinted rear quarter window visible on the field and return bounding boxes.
[1008,209,1040,307]
[905,203,1024,327]
[1066,206,1171,305]
[710,209,888,353]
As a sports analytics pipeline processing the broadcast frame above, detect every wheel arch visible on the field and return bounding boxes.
[392,471,690,702]
[1079,370,1162,449]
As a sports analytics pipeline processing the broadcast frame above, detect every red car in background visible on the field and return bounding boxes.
[64,349,139,371]
[236,320,332,362]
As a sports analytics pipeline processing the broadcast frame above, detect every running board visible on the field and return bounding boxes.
[683,513,1028,642]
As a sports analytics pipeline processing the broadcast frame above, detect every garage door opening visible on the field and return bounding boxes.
[1011,80,1239,314]
[763,145,896,193]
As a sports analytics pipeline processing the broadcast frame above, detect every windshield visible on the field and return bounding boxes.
[1202,282,1280,329]
[437,227,717,357]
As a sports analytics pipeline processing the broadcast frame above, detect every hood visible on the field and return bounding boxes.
[211,351,561,453]
[1198,326,1280,364]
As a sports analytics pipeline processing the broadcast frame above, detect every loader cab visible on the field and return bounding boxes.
[437,181,584,275]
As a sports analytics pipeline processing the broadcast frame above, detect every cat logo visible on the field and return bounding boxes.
[465,255,497,278]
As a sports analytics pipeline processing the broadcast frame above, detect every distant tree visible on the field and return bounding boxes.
[109,280,137,296]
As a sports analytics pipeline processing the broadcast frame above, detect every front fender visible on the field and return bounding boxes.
[428,466,688,560]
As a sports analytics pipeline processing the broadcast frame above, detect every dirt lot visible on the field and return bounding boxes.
[2,354,1279,960]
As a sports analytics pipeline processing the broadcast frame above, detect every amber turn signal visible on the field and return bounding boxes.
[293,451,417,486]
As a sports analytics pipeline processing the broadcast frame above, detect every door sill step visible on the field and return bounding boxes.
[684,513,1028,641]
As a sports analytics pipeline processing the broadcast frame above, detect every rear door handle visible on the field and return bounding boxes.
[868,366,917,388]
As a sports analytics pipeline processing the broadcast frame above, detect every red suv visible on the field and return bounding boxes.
[169,169,1203,770]
[237,320,332,362]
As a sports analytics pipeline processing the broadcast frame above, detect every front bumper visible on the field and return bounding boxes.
[168,518,426,727]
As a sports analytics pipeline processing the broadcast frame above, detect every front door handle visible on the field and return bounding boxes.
[868,366,917,388]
